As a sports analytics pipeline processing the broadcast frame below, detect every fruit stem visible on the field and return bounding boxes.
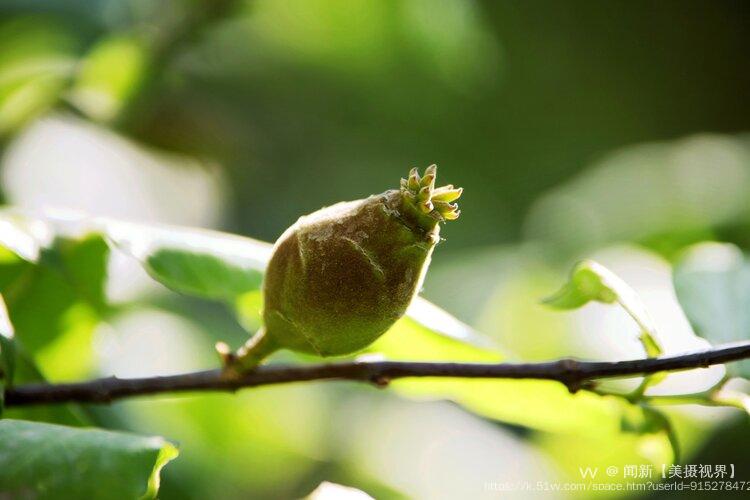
[218,327,278,377]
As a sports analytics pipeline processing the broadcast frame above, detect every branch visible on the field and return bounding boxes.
[5,341,750,407]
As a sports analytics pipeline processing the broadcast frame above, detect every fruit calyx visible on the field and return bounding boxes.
[399,165,462,230]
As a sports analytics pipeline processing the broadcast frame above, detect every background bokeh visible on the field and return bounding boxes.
[1,1,749,498]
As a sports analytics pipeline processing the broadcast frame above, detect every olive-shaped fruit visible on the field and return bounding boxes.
[220,165,462,372]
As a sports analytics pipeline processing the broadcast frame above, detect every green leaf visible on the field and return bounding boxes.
[539,418,675,490]
[373,318,678,486]
[544,259,663,357]
[68,35,147,122]
[404,296,497,348]
[371,317,667,444]
[673,243,750,378]
[0,212,46,263]
[536,405,679,493]
[145,249,263,300]
[306,482,374,499]
[1,234,109,381]
[101,214,495,347]
[0,18,76,135]
[0,215,94,422]
[101,218,270,301]
[121,387,329,496]
[631,406,680,463]
[44,234,110,309]
[1,209,495,349]
[543,260,617,308]
[0,419,178,499]
[0,212,110,383]
[711,387,750,415]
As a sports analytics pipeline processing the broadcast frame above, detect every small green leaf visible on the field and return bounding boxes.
[673,243,750,378]
[0,419,178,499]
[543,261,617,308]
[544,260,663,358]
[711,387,750,415]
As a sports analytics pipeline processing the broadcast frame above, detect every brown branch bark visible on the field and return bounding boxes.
[5,341,750,407]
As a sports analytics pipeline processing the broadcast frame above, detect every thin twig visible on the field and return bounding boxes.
[4,341,750,407]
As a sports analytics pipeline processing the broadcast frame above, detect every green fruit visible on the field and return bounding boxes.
[221,165,462,372]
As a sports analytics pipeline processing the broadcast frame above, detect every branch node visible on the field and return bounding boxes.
[580,380,598,391]
[371,375,391,388]
[557,358,583,393]
[564,380,583,394]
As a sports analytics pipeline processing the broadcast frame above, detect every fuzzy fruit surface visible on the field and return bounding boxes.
[263,189,439,356]
[220,165,461,371]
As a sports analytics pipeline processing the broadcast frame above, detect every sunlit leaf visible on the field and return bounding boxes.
[711,386,750,415]
[0,209,270,302]
[632,406,680,462]
[69,35,148,122]
[539,425,674,495]
[404,296,496,348]
[121,385,329,497]
[0,419,178,500]
[370,315,499,364]
[370,316,669,446]
[66,211,495,346]
[101,217,270,301]
[145,249,263,300]
[0,209,498,349]
[0,212,49,262]
[535,405,681,497]
[306,481,374,500]
[673,243,750,378]
[235,290,263,332]
[545,259,662,357]
[0,216,109,381]
[0,18,77,135]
